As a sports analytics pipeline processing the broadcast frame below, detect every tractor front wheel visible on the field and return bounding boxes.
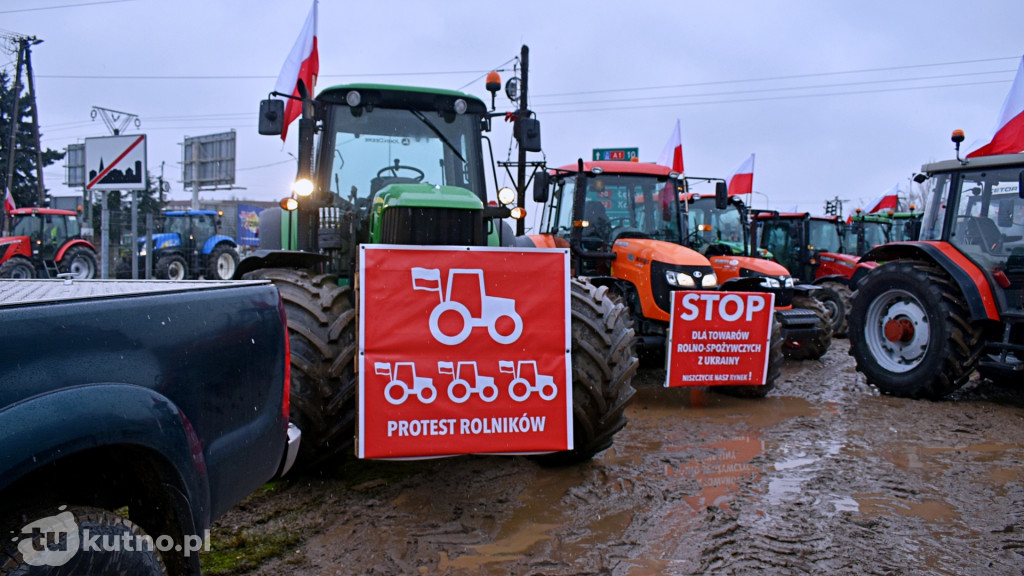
[848,261,982,399]
[534,278,638,465]
[0,257,36,279]
[155,254,188,280]
[244,268,356,468]
[816,281,852,337]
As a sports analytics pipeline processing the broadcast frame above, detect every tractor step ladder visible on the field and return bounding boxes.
[41,260,60,278]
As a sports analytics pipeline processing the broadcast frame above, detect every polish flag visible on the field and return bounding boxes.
[967,56,1024,158]
[3,188,14,213]
[728,154,755,196]
[274,1,319,142]
[863,184,899,214]
[658,119,684,172]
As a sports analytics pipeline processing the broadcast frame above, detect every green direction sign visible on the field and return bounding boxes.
[592,147,639,162]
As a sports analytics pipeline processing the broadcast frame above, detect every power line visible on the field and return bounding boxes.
[0,0,136,15]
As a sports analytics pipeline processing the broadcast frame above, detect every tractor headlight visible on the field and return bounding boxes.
[292,178,314,197]
[760,277,781,288]
[138,247,147,257]
[782,276,795,288]
[701,273,718,288]
[498,186,517,206]
[665,270,696,288]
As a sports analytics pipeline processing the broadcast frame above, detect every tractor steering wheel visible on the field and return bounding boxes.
[376,164,425,182]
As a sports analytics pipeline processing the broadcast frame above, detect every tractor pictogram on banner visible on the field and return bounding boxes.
[411,267,524,345]
[437,361,499,404]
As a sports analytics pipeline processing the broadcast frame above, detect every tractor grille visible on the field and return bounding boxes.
[381,207,485,246]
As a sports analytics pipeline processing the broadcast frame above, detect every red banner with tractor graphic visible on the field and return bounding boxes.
[666,291,775,387]
[358,245,572,459]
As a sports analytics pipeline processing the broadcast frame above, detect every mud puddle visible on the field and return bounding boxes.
[209,341,1024,575]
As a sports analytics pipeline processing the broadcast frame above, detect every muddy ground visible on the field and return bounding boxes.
[205,341,1024,575]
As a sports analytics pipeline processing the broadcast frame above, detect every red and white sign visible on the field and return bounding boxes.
[84,135,147,191]
[358,245,571,459]
[665,291,775,387]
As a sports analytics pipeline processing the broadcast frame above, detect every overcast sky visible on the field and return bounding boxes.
[3,0,1022,225]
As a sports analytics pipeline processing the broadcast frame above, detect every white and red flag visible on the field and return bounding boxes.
[967,56,1024,158]
[658,119,684,173]
[274,0,319,142]
[728,154,755,196]
[863,184,899,214]
[3,188,15,213]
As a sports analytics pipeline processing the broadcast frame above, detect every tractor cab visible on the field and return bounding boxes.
[754,212,849,283]
[917,155,1024,315]
[845,212,892,256]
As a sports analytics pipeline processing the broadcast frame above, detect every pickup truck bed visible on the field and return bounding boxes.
[0,279,293,576]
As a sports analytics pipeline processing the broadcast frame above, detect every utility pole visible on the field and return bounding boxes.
[515,44,529,236]
[2,33,45,232]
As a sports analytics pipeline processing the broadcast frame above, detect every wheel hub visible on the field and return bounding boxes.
[883,317,915,343]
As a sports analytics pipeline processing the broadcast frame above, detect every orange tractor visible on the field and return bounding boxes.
[526,160,783,395]
[0,208,98,279]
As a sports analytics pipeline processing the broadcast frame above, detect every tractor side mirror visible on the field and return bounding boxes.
[533,171,549,203]
[715,181,729,210]
[259,99,285,136]
[1018,170,1024,199]
[517,117,542,153]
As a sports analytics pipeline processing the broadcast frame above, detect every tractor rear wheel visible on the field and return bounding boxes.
[712,315,783,398]
[0,257,36,279]
[207,244,239,280]
[816,281,852,337]
[848,261,982,399]
[244,268,356,468]
[783,294,833,360]
[59,245,98,279]
[534,278,638,465]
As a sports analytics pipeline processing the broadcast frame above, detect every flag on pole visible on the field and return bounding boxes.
[274,0,319,142]
[967,55,1024,158]
[3,188,15,213]
[728,154,755,196]
[863,184,899,214]
[657,119,684,173]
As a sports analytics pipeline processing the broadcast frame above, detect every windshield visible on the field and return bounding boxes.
[592,173,681,242]
[11,215,41,238]
[945,167,1024,271]
[686,197,745,253]
[809,219,842,253]
[322,106,484,209]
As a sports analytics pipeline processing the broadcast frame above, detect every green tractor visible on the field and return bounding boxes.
[236,78,637,467]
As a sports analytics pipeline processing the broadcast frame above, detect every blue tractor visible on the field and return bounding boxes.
[127,210,239,280]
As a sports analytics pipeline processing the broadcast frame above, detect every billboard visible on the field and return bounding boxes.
[182,130,236,189]
[237,204,263,246]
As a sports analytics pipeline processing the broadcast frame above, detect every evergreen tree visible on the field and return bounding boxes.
[0,70,63,208]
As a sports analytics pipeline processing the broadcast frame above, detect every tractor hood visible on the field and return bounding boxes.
[709,254,790,282]
[137,233,180,250]
[372,183,484,212]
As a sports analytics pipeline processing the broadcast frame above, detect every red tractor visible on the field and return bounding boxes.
[752,211,872,336]
[0,208,98,279]
[848,132,1024,398]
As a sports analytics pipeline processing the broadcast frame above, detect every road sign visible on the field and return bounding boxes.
[358,245,572,459]
[665,291,775,387]
[592,147,638,162]
[84,135,147,191]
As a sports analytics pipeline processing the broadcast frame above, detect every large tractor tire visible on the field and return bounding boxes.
[58,245,98,279]
[816,281,852,337]
[848,261,983,399]
[155,254,188,280]
[207,243,239,280]
[244,268,356,468]
[0,256,36,279]
[535,279,638,465]
[783,294,833,360]
[712,315,784,398]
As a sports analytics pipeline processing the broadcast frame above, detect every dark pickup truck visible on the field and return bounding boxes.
[0,279,299,576]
